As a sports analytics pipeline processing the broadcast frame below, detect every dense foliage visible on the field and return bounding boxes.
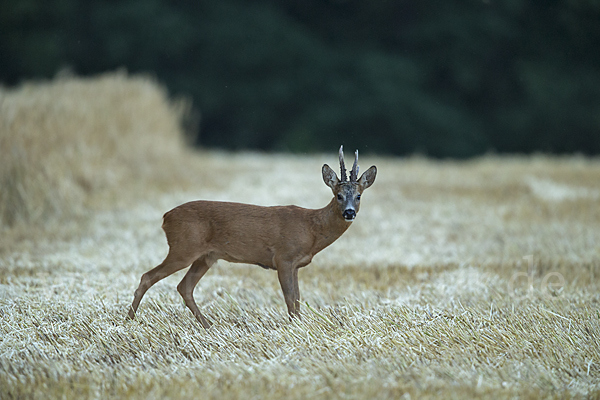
[1,0,599,157]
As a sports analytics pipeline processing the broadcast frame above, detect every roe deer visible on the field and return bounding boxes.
[127,146,377,328]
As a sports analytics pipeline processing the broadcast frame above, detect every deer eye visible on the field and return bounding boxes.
[356,194,361,201]
[337,194,343,201]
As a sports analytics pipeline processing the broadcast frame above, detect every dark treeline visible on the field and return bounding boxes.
[1,0,599,157]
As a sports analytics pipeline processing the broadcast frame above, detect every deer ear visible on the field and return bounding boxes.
[358,165,377,190]
[322,164,339,190]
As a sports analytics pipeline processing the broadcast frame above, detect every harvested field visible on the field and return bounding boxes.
[1,74,599,399]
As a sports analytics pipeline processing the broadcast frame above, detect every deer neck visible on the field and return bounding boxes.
[311,197,352,254]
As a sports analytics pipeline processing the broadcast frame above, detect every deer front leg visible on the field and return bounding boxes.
[277,264,300,319]
[292,267,300,310]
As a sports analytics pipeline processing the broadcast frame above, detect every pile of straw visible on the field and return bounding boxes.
[0,71,186,228]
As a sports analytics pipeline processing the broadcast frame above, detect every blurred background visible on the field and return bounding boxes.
[1,0,599,158]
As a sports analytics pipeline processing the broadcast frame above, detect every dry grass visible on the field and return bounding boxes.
[1,74,600,399]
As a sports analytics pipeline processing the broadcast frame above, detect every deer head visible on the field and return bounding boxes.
[322,145,377,221]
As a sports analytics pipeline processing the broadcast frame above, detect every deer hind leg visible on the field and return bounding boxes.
[127,249,200,320]
[177,255,215,329]
[277,264,301,319]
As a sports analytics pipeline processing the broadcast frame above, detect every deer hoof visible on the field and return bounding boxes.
[197,316,212,329]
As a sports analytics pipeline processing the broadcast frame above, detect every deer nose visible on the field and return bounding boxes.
[343,209,356,220]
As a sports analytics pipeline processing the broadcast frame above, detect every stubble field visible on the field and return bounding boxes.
[1,73,599,399]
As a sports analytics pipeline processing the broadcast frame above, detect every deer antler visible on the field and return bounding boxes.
[339,145,347,182]
[350,150,359,182]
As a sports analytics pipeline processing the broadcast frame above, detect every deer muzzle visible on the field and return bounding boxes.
[343,209,356,221]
